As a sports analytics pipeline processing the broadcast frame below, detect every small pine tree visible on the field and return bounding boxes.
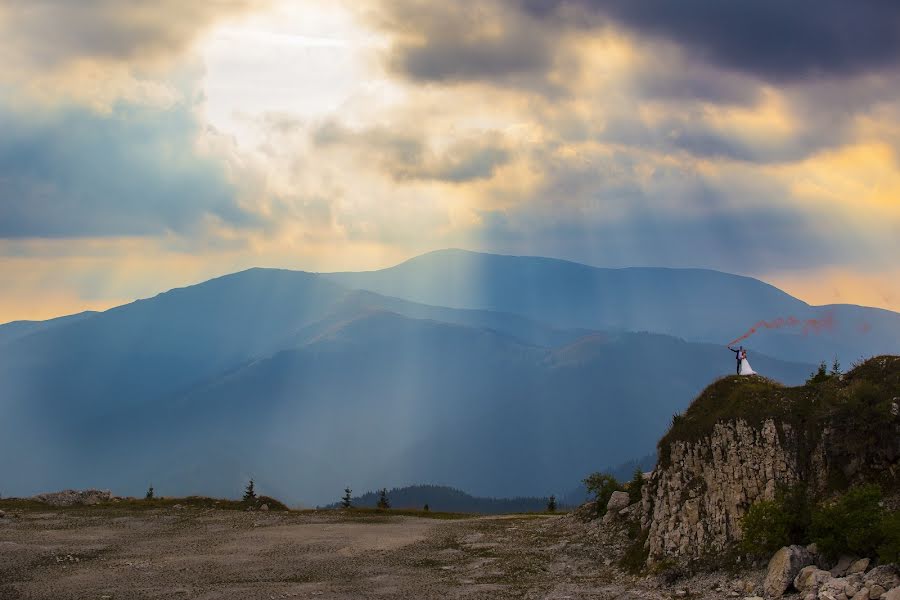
[627,468,645,504]
[831,356,842,376]
[341,487,352,509]
[547,495,557,512]
[807,361,830,384]
[423,503,430,512]
[377,488,390,509]
[243,479,256,502]
[145,486,154,500]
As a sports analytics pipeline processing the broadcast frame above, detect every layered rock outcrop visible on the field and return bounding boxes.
[639,356,900,566]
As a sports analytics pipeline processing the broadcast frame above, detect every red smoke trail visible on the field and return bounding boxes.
[727,313,835,347]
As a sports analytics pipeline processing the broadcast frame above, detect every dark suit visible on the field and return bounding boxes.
[729,347,741,374]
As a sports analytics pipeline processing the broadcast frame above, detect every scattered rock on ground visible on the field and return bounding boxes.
[33,489,112,507]
[765,545,814,598]
[795,566,832,593]
[866,566,900,596]
[572,501,598,522]
[259,504,269,512]
[831,556,855,577]
[848,559,871,575]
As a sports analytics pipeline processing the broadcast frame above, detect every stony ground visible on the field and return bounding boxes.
[0,506,764,599]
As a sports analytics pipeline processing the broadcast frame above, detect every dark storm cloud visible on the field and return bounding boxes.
[519,0,900,82]
[0,100,257,239]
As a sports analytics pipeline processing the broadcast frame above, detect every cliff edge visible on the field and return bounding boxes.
[640,355,900,565]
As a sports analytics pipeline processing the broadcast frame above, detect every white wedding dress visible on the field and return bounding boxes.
[739,356,756,376]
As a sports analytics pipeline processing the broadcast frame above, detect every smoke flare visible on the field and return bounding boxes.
[727,313,834,347]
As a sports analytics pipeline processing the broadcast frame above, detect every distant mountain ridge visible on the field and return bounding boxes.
[326,484,563,513]
[0,249,895,505]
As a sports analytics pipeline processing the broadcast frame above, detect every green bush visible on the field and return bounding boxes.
[741,499,790,557]
[583,472,621,516]
[741,485,812,557]
[810,484,884,559]
[878,511,900,564]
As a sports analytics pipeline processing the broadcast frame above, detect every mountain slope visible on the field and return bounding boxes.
[323,249,900,364]
[0,302,813,504]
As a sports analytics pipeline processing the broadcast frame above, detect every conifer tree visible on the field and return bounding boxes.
[423,503,430,512]
[341,487,352,509]
[547,495,557,512]
[145,485,154,500]
[243,479,256,502]
[377,488,390,509]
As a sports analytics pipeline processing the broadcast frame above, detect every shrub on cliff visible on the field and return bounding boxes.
[741,485,812,557]
[810,484,883,559]
[879,511,900,564]
[583,472,621,516]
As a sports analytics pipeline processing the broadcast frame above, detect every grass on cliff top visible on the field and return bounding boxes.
[657,355,900,468]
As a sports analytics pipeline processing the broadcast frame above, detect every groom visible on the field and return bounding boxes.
[728,345,742,374]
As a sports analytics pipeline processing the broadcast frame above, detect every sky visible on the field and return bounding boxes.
[1,0,899,322]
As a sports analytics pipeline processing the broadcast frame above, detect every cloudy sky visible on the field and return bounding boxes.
[2,0,899,321]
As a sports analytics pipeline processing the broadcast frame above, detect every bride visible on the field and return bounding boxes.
[739,348,756,376]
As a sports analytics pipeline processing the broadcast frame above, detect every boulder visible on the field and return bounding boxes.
[765,545,815,598]
[865,566,900,596]
[848,559,872,576]
[795,566,832,593]
[851,589,870,600]
[0,510,5,518]
[259,504,269,512]
[607,491,630,513]
[882,589,900,600]
[819,577,850,600]
[831,556,855,577]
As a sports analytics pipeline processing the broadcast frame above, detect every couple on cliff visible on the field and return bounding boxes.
[728,345,756,376]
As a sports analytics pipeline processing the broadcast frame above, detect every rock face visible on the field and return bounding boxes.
[33,489,113,507]
[638,358,900,566]
[642,419,801,562]
[763,545,814,598]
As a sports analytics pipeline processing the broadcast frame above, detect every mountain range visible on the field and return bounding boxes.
[1,249,896,505]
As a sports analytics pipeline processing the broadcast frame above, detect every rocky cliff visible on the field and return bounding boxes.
[640,356,900,565]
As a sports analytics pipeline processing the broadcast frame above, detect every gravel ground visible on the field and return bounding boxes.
[0,507,762,599]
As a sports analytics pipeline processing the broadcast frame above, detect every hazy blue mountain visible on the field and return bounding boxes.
[5,251,894,505]
[0,277,812,504]
[324,249,900,364]
[0,310,97,346]
[331,484,564,513]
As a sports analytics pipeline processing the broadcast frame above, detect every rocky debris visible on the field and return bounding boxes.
[33,489,112,507]
[602,491,631,523]
[259,504,269,512]
[0,510,6,518]
[832,556,856,577]
[849,559,872,576]
[795,566,833,593]
[764,545,814,598]
[866,566,900,599]
[572,500,598,522]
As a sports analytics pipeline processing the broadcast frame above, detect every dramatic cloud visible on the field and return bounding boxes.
[0,1,259,67]
[0,98,258,238]
[519,0,900,82]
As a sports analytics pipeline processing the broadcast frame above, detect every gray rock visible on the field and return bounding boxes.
[795,566,832,593]
[831,556,855,577]
[573,501,598,522]
[851,590,870,600]
[819,577,851,600]
[607,491,630,513]
[848,559,871,575]
[882,588,900,600]
[33,489,112,507]
[259,504,269,512]
[765,545,814,598]
[871,585,886,600]
[0,510,5,518]
[865,566,900,596]
[891,402,899,417]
